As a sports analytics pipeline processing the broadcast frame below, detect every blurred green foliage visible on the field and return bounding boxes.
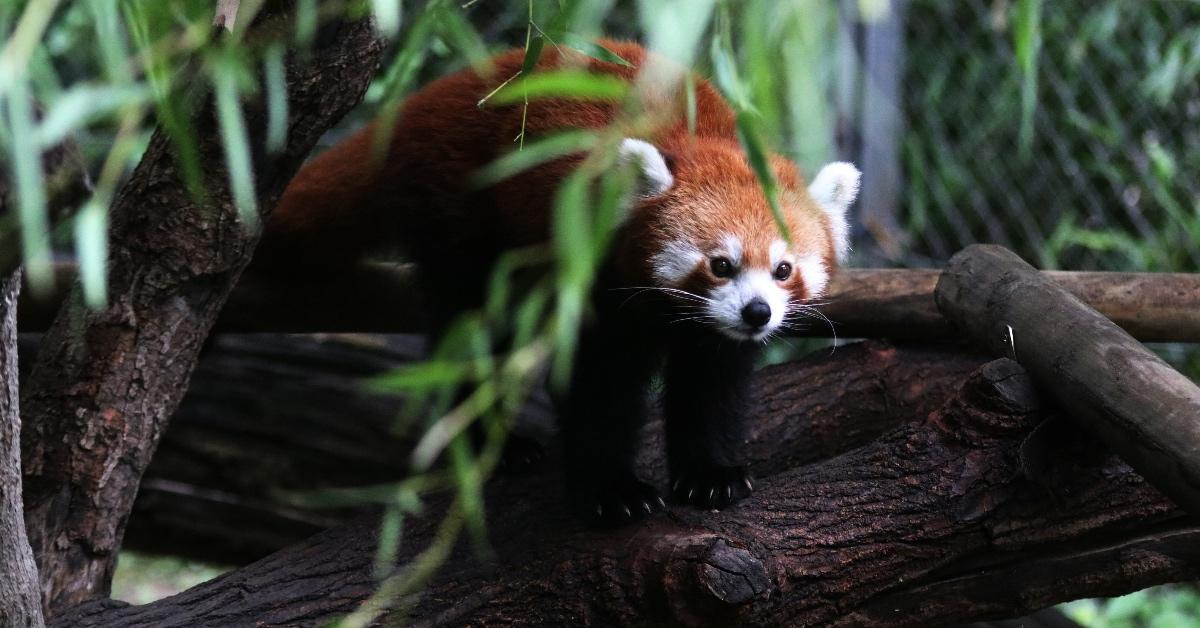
[4,0,1198,623]
[110,551,227,606]
[903,0,1200,273]
[1065,585,1200,628]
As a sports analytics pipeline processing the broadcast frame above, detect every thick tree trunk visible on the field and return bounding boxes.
[936,244,1200,517]
[54,354,1192,627]
[19,14,385,613]
[0,271,44,628]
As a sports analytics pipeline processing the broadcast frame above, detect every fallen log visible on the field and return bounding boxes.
[54,358,1192,627]
[17,265,1200,341]
[936,244,1200,518]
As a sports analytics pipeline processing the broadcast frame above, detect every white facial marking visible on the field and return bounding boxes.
[707,269,790,342]
[796,253,829,298]
[720,234,743,266]
[808,162,861,262]
[651,239,703,284]
[769,239,787,267]
[617,138,674,198]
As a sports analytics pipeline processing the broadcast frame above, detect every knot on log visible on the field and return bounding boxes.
[933,359,1041,446]
[662,538,769,625]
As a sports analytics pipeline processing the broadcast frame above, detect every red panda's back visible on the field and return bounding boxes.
[260,40,736,273]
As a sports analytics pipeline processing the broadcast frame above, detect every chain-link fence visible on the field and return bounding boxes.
[893,0,1200,272]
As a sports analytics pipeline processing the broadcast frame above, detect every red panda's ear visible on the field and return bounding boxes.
[617,138,675,198]
[808,162,861,262]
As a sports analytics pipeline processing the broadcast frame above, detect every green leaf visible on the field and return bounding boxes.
[211,49,258,229]
[123,0,205,200]
[73,199,109,309]
[735,111,790,244]
[1013,0,1043,157]
[470,130,597,187]
[293,0,317,46]
[435,4,490,70]
[561,35,634,67]
[368,360,470,393]
[4,80,53,291]
[486,70,629,104]
[263,43,288,154]
[520,35,546,76]
[35,84,149,148]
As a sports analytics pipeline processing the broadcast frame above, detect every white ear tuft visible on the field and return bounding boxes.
[618,138,674,198]
[808,162,861,262]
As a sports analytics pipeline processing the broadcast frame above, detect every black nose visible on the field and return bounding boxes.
[741,299,772,328]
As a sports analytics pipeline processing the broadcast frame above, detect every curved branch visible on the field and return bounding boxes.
[55,356,1186,626]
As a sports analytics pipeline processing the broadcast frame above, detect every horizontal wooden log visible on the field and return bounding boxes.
[935,244,1200,517]
[819,268,1200,342]
[55,357,1191,627]
[17,264,1200,341]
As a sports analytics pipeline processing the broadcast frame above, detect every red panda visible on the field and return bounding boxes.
[259,40,860,526]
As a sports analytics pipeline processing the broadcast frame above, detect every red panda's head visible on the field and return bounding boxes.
[617,137,860,342]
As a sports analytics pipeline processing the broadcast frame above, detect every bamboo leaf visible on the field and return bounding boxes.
[486,70,628,104]
[561,35,634,67]
[435,4,490,69]
[736,111,790,244]
[263,43,288,154]
[4,80,53,291]
[471,130,597,187]
[35,84,149,148]
[73,199,109,309]
[211,49,258,228]
[1013,0,1042,157]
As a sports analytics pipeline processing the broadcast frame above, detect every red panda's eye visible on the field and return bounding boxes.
[774,262,792,281]
[710,257,734,278]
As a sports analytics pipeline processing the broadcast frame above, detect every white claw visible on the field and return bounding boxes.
[641,501,652,514]
[672,479,681,493]
[597,505,604,517]
[725,485,732,499]
[743,477,754,492]
[687,488,695,501]
[622,505,632,518]
[707,488,715,502]
[656,496,667,509]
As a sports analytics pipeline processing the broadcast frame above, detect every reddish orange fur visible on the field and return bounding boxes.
[260,40,837,300]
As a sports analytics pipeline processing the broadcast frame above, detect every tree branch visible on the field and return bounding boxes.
[54,356,1188,626]
[936,244,1200,517]
[0,270,44,628]
[19,14,385,613]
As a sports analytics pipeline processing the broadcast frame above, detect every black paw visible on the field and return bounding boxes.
[496,434,546,473]
[671,464,753,510]
[572,473,666,527]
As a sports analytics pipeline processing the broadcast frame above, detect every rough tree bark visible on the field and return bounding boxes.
[1,271,44,628]
[936,244,1200,517]
[54,354,1194,627]
[17,335,986,564]
[124,337,988,563]
[19,13,386,613]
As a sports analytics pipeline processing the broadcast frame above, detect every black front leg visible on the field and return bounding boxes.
[559,316,665,526]
[663,336,759,509]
